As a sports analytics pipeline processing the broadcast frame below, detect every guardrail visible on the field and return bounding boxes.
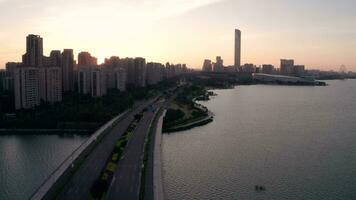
[30,110,129,200]
[153,110,166,200]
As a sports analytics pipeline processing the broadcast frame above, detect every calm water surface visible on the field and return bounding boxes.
[162,80,356,200]
[0,134,88,200]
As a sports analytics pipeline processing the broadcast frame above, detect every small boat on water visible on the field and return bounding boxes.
[255,185,266,191]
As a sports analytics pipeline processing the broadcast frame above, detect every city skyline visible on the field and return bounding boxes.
[1,0,356,71]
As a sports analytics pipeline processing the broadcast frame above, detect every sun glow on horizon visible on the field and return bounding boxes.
[0,0,356,71]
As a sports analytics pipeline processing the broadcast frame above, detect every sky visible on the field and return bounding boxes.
[0,0,355,71]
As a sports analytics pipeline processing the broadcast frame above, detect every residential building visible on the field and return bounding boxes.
[293,65,305,77]
[114,68,126,92]
[14,67,41,109]
[78,66,92,95]
[78,52,97,66]
[147,62,164,85]
[62,49,75,91]
[280,59,294,75]
[242,63,256,73]
[91,68,107,97]
[22,34,43,66]
[213,56,224,72]
[202,59,213,72]
[44,67,62,103]
[262,64,274,74]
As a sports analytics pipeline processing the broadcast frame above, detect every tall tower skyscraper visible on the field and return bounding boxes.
[22,34,43,66]
[234,29,241,70]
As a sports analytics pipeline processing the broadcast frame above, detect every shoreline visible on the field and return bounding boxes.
[163,88,215,133]
[0,129,93,135]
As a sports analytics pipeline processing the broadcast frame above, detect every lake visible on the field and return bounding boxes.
[0,134,88,200]
[162,80,356,200]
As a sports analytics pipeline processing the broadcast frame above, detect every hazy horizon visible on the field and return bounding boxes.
[1,0,355,71]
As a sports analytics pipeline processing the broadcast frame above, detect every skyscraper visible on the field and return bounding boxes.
[22,34,43,66]
[234,29,241,71]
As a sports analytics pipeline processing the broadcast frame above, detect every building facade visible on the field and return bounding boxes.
[22,34,43,66]
[14,67,41,109]
[262,64,274,74]
[213,56,224,72]
[280,59,294,75]
[62,49,75,92]
[235,29,241,70]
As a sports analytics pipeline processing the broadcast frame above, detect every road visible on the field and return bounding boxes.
[106,99,164,200]
[57,98,158,200]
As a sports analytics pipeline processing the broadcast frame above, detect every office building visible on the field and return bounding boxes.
[235,29,241,70]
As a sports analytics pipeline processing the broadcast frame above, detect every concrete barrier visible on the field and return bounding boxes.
[153,110,166,200]
[30,110,129,200]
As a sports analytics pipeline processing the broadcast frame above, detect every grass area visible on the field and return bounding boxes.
[163,85,209,131]
[89,108,147,200]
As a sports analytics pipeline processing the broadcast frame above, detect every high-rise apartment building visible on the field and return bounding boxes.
[114,68,126,92]
[242,63,256,73]
[104,56,121,89]
[78,52,97,66]
[213,56,224,72]
[14,67,41,109]
[62,49,75,91]
[280,59,294,75]
[293,65,305,77]
[91,69,107,97]
[44,67,62,103]
[124,57,146,88]
[22,34,43,66]
[202,59,213,72]
[262,64,274,74]
[78,66,107,97]
[78,67,92,95]
[134,57,146,87]
[0,69,5,92]
[235,29,241,70]
[146,62,164,85]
